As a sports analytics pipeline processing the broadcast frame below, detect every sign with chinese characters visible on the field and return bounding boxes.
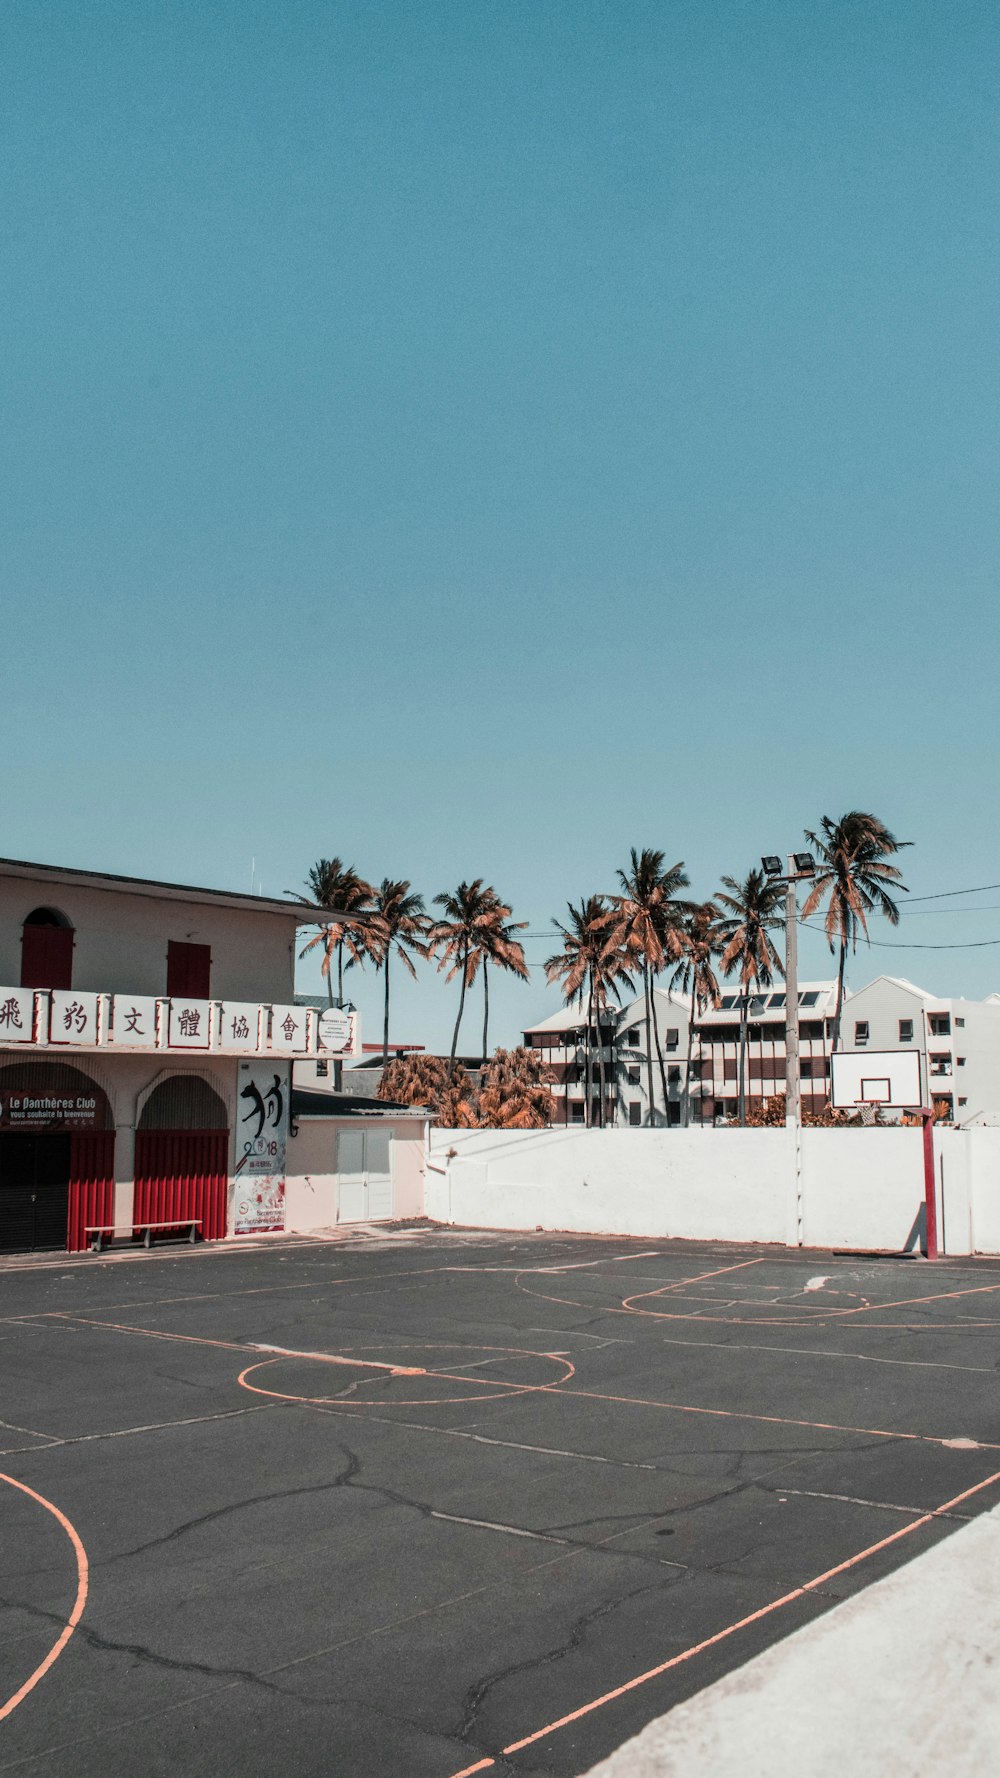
[0,1089,103,1131]
[220,1004,262,1050]
[0,988,35,1044]
[49,991,99,1046]
[317,1008,355,1055]
[269,1004,308,1053]
[168,999,212,1049]
[111,995,159,1047]
[233,1062,288,1234]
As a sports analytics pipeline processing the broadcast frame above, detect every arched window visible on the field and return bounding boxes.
[21,907,74,990]
[138,1074,228,1130]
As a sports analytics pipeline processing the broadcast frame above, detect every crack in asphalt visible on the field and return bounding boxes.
[453,1574,680,1750]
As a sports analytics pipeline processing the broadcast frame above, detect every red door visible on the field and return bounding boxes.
[133,1130,228,1241]
[21,926,74,989]
[66,1131,116,1252]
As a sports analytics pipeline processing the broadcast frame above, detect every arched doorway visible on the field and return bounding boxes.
[135,1075,229,1242]
[20,907,75,990]
[0,1061,114,1253]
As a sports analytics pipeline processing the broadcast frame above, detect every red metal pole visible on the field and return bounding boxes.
[922,1110,939,1260]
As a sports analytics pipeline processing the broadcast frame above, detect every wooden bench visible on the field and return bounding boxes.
[85,1221,202,1254]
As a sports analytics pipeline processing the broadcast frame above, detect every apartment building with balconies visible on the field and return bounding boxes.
[841,977,1000,1125]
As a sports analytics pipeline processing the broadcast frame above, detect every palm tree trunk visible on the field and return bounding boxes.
[584,971,594,1127]
[738,996,748,1126]
[643,966,655,1126]
[649,978,670,1119]
[595,984,608,1128]
[450,942,468,1068]
[832,941,848,1051]
[684,982,697,1127]
[482,964,489,1062]
[383,954,390,1068]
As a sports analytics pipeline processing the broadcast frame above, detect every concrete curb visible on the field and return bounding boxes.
[584,1504,1000,1776]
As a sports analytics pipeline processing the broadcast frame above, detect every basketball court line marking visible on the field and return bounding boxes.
[443,1463,1000,1777]
[237,1348,576,1409]
[33,1310,995,1450]
[0,1404,277,1460]
[0,1474,89,1725]
[512,1271,1000,1333]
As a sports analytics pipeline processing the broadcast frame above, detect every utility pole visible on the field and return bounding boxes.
[785,857,800,1129]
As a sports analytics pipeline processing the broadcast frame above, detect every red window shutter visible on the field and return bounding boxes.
[166,941,211,998]
[21,925,74,989]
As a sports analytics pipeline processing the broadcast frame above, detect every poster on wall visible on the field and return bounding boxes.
[234,1061,289,1234]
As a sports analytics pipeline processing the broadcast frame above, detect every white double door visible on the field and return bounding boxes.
[337,1127,393,1223]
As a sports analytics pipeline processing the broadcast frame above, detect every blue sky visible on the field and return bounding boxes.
[3,1,999,1051]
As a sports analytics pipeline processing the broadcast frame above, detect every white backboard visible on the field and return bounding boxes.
[830,1048,923,1109]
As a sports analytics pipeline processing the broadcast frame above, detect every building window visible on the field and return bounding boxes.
[929,1053,952,1076]
[665,1027,679,1051]
[928,1013,951,1036]
[956,1017,965,1028]
[627,1026,640,1045]
[933,1095,954,1123]
[957,1057,966,1067]
[899,1019,913,1043]
[570,1102,585,1124]
[854,1021,869,1046]
[959,1097,968,1107]
[627,1066,640,1085]
[800,991,820,1007]
[166,940,211,998]
[668,1066,681,1084]
[21,907,75,989]
[629,1102,642,1127]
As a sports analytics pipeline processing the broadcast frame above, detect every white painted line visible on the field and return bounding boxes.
[429,1511,567,1544]
[251,1343,425,1375]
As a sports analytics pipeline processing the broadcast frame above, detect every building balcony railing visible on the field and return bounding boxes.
[0,987,348,1060]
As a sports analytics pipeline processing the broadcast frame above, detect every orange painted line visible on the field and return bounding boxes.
[0,1473,89,1723]
[542,1382,999,1449]
[831,1280,1000,1317]
[446,1465,1000,1775]
[237,1348,576,1411]
[622,1257,764,1312]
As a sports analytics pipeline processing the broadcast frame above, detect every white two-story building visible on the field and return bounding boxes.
[0,855,351,1253]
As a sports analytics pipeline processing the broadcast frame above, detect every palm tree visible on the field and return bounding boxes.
[361,880,429,1067]
[476,893,530,1058]
[669,902,724,1126]
[427,879,500,1067]
[289,858,374,1008]
[545,897,635,1126]
[477,1047,555,1129]
[601,850,690,1123]
[801,813,911,1051]
[716,870,785,1126]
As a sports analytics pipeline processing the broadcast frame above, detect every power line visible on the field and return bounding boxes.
[906,881,1000,903]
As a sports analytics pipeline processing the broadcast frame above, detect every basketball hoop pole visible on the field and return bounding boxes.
[920,1109,939,1260]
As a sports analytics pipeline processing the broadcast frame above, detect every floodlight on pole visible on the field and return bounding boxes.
[761,851,818,1141]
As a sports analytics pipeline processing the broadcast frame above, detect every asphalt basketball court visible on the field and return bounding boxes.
[3,1224,1000,1776]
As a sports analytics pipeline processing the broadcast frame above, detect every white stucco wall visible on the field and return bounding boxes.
[427,1124,1000,1257]
[427,1127,796,1243]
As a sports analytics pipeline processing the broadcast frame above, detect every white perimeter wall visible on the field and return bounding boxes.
[427,1126,1000,1257]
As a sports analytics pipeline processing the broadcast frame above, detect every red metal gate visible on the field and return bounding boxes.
[133,1130,229,1242]
[66,1131,116,1253]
